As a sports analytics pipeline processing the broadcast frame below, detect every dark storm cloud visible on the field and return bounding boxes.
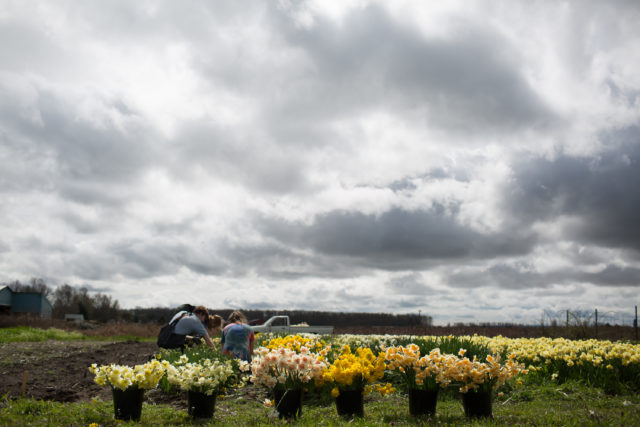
[579,265,640,287]
[60,238,226,281]
[216,239,367,280]
[27,92,149,183]
[386,273,431,295]
[169,120,313,194]
[448,262,640,289]
[449,263,558,290]
[58,211,105,235]
[109,239,226,279]
[258,207,536,269]
[507,126,640,251]
[0,81,155,205]
[268,4,555,134]
[334,287,376,307]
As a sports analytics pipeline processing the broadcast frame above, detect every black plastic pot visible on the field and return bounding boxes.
[187,390,216,419]
[462,389,493,418]
[273,388,303,419]
[112,387,144,421]
[335,388,364,418]
[408,388,438,417]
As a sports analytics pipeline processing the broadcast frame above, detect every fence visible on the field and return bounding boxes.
[541,306,638,340]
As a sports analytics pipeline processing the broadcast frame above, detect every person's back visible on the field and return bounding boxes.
[173,305,215,348]
[175,313,207,338]
[221,311,254,361]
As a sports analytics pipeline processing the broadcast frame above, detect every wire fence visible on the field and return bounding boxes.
[538,306,639,341]
[542,307,638,327]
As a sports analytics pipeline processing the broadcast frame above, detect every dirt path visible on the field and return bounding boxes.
[0,340,181,405]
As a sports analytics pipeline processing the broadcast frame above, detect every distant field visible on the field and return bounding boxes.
[0,316,161,339]
[1,314,637,341]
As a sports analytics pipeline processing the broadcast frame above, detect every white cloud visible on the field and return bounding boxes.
[1,0,639,324]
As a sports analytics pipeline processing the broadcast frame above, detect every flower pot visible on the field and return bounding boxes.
[408,388,438,417]
[273,388,303,419]
[335,388,364,418]
[462,389,492,418]
[112,387,144,421]
[187,390,216,419]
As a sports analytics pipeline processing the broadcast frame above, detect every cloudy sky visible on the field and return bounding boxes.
[1,0,639,324]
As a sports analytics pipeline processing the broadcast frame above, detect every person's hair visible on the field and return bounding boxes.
[227,310,247,324]
[193,305,210,325]
[177,303,195,313]
[207,315,224,334]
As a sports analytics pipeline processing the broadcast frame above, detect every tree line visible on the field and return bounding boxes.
[3,279,120,323]
[2,278,432,327]
[128,307,433,327]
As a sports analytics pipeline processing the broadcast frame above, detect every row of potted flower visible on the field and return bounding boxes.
[90,338,527,421]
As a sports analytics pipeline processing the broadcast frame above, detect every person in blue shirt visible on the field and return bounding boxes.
[221,311,254,361]
[174,305,214,348]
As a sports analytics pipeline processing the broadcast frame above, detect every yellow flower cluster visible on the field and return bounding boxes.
[323,346,390,394]
[89,360,168,391]
[453,335,640,371]
[264,334,326,354]
[331,334,640,373]
[166,359,235,395]
[365,382,396,396]
[331,334,398,353]
[385,345,460,389]
[447,353,527,393]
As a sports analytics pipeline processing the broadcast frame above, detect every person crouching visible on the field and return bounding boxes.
[174,305,215,348]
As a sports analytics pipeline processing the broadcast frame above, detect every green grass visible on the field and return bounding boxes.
[0,327,84,343]
[0,327,155,343]
[1,380,639,426]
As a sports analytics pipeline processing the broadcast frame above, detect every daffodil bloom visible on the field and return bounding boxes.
[250,346,327,390]
[166,360,235,395]
[89,362,166,391]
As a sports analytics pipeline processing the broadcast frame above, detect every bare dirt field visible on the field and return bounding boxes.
[0,340,185,407]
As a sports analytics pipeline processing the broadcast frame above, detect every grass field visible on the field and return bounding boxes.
[0,326,155,343]
[0,327,639,425]
[1,379,639,426]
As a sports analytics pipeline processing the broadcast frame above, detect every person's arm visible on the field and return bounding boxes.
[220,326,227,345]
[248,330,255,355]
[203,334,214,348]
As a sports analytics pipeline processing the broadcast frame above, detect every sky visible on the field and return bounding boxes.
[1,0,639,325]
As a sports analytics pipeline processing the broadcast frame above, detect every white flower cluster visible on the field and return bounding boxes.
[330,334,401,352]
[166,359,235,395]
[89,360,169,391]
[251,346,326,389]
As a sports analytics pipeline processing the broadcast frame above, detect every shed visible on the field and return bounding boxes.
[0,286,53,318]
[0,286,11,314]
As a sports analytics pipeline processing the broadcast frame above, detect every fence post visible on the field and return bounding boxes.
[635,306,638,341]
[594,308,598,338]
[566,309,569,328]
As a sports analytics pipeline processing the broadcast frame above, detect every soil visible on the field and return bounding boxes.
[0,340,185,407]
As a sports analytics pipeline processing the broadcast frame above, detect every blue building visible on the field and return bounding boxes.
[0,286,53,318]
